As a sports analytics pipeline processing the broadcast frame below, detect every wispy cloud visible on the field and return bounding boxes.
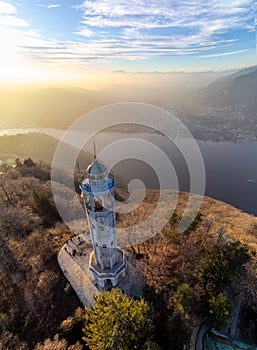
[1,0,256,73]
[78,0,254,32]
[37,4,60,9]
[69,0,256,63]
[47,4,59,9]
[200,49,248,58]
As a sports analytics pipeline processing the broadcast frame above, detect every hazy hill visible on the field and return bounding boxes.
[0,133,92,165]
[0,87,118,129]
[196,66,257,113]
[96,71,234,106]
[0,70,236,131]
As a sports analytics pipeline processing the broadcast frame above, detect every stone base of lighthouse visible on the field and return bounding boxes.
[58,233,146,306]
[89,248,126,290]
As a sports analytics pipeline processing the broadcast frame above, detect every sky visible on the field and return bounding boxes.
[0,0,256,85]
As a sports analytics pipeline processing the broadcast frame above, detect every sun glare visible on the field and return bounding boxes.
[0,38,75,85]
[0,49,27,82]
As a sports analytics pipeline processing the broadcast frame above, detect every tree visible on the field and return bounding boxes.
[32,190,60,226]
[23,158,36,167]
[200,241,251,293]
[166,311,191,350]
[34,334,82,350]
[181,211,203,235]
[173,283,194,316]
[142,340,161,350]
[0,206,41,238]
[14,158,22,167]
[82,288,154,350]
[208,293,232,329]
[0,331,28,350]
[164,210,202,245]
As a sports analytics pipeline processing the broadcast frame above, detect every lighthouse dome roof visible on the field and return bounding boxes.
[87,159,107,175]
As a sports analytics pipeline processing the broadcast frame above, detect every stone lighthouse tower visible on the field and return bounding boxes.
[80,157,126,290]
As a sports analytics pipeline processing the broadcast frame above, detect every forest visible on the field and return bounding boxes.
[0,160,257,349]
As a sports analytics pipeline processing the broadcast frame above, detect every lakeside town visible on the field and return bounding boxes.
[166,106,257,142]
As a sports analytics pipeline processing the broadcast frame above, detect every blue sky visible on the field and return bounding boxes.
[0,0,256,83]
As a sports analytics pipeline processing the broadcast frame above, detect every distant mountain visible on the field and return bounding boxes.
[0,87,119,129]
[225,65,257,80]
[214,65,257,83]
[96,71,233,106]
[0,133,92,165]
[195,66,257,113]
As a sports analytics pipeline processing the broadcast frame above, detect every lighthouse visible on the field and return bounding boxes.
[80,158,126,290]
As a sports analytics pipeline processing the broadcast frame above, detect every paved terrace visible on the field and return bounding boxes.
[58,234,99,306]
[58,233,146,307]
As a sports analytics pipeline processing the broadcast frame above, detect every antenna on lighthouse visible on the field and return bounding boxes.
[93,139,97,160]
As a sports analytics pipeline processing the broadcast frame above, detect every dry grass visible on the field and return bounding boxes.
[115,189,257,251]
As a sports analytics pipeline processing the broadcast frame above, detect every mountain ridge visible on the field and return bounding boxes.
[195,65,257,111]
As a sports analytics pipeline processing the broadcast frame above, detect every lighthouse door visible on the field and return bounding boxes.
[105,279,112,290]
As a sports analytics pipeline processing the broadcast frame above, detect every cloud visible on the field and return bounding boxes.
[47,4,59,8]
[68,0,256,63]
[0,1,16,14]
[0,2,29,27]
[36,4,60,9]
[17,36,238,66]
[0,0,256,72]
[78,0,255,32]
[200,49,248,58]
[0,15,29,27]
[75,28,94,37]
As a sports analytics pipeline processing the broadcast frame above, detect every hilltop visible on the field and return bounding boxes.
[116,190,257,348]
[0,162,257,349]
[116,189,257,251]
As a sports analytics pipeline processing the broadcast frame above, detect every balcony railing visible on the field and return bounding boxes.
[80,177,114,194]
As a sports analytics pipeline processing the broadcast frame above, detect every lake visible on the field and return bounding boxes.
[1,128,257,216]
[93,131,257,216]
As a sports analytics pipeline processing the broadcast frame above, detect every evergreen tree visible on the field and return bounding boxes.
[173,283,194,316]
[200,241,251,293]
[82,289,154,350]
[23,158,36,167]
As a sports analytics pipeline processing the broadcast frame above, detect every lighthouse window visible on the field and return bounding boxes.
[94,196,103,211]
[106,193,112,208]
[103,244,107,248]
[100,225,104,231]
[111,241,113,246]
